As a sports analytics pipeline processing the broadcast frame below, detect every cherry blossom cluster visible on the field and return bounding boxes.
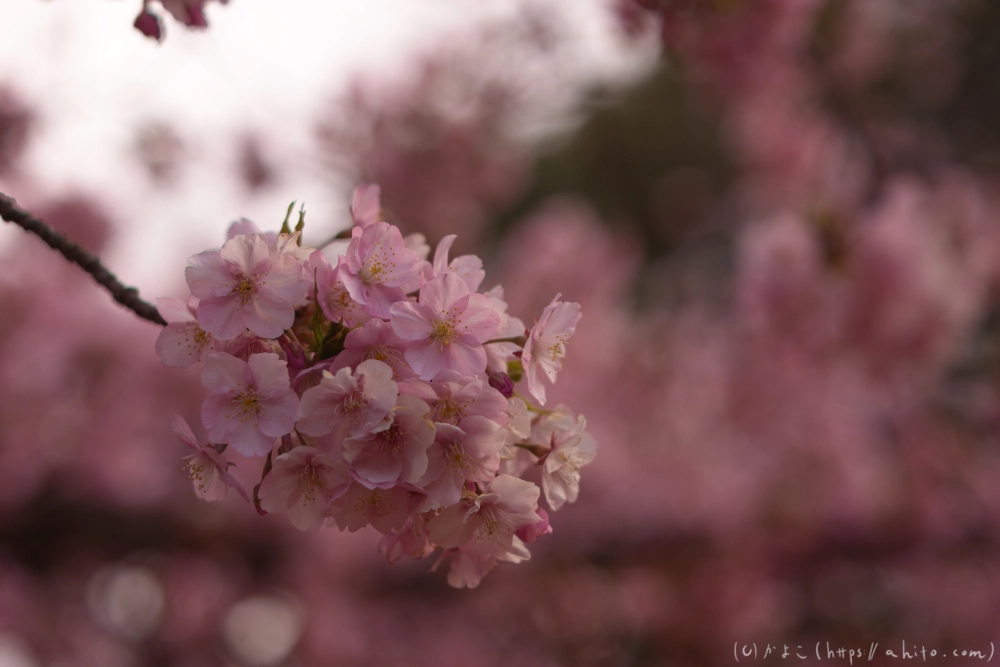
[155,185,595,587]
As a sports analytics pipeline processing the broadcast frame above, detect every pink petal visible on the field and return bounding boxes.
[171,415,201,450]
[368,487,416,534]
[201,393,240,442]
[339,269,367,305]
[361,283,407,319]
[286,494,328,531]
[351,184,382,228]
[389,301,434,340]
[357,359,399,412]
[156,322,208,368]
[185,452,228,501]
[257,391,299,438]
[227,419,276,457]
[450,255,485,293]
[258,469,302,510]
[419,272,468,313]
[546,301,582,335]
[261,254,309,306]
[403,339,450,380]
[433,234,457,276]
[525,358,547,406]
[457,293,499,342]
[295,371,352,436]
[215,464,252,503]
[197,296,246,340]
[155,296,195,324]
[353,451,404,488]
[427,502,477,548]
[446,552,492,589]
[227,218,261,239]
[220,234,270,275]
[243,290,293,339]
[201,353,250,393]
[443,338,488,379]
[489,475,541,523]
[364,223,421,288]
[247,353,290,397]
[185,250,232,299]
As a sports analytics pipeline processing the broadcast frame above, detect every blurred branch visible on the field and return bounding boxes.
[0,191,166,326]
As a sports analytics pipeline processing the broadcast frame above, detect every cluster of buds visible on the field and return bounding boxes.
[155,185,596,587]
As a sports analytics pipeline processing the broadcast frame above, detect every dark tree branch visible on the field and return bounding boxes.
[0,192,167,326]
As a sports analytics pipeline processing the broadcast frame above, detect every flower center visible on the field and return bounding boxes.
[357,489,395,518]
[376,423,404,453]
[343,392,364,412]
[544,335,570,372]
[300,465,325,502]
[184,453,212,493]
[476,505,512,544]
[432,398,465,425]
[329,285,354,312]
[445,441,476,478]
[193,327,211,346]
[359,259,386,285]
[235,390,261,420]
[234,274,258,305]
[429,319,458,347]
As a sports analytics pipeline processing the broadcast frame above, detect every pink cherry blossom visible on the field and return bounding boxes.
[154,296,213,368]
[257,446,350,531]
[398,370,508,426]
[200,352,299,457]
[186,233,309,340]
[500,396,531,467]
[328,318,413,380]
[427,474,541,570]
[400,232,432,293]
[172,415,249,503]
[379,513,435,563]
[295,360,398,441]
[389,272,499,380]
[539,413,597,510]
[522,294,581,405]
[327,482,422,533]
[341,221,422,318]
[311,253,370,329]
[421,416,507,509]
[343,394,435,489]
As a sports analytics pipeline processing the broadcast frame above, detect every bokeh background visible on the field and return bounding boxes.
[3,0,1000,665]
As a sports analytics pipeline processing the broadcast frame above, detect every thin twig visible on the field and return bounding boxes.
[0,192,166,326]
